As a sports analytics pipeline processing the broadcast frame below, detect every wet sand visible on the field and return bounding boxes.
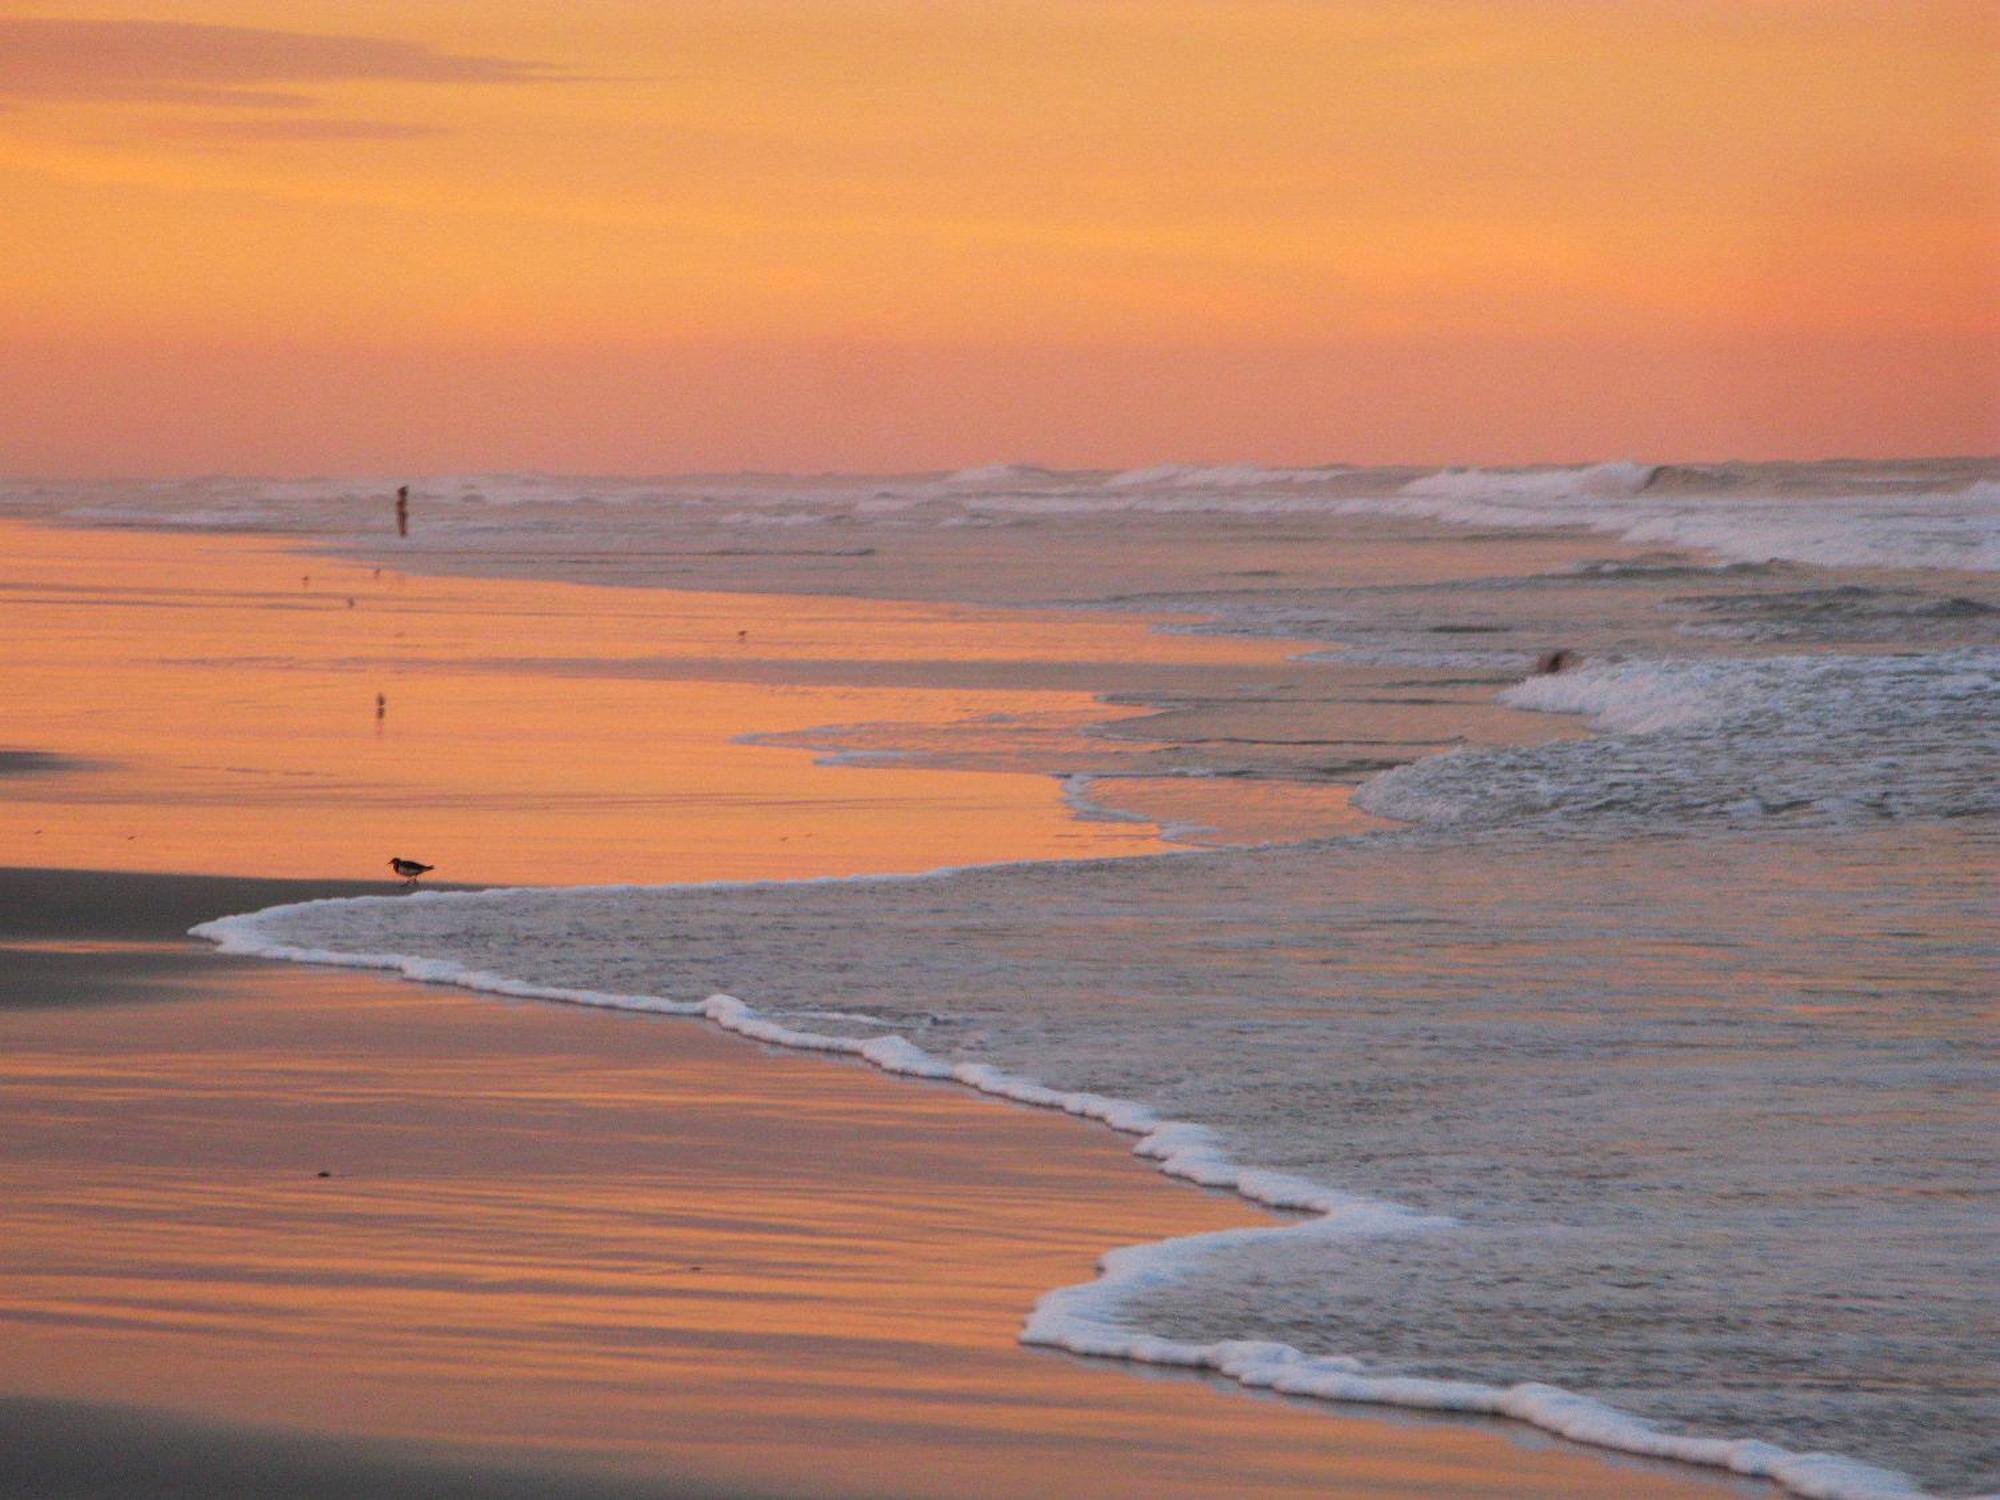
[0,1394,769,1500]
[0,515,1566,872]
[0,518,1274,881]
[0,869,1751,1499]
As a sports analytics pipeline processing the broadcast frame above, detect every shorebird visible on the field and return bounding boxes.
[388,857,434,886]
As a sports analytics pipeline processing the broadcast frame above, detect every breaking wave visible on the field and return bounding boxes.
[11,460,1995,572]
[1359,649,2000,830]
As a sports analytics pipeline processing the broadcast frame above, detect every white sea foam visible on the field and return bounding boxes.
[190,889,1424,1220]
[61,504,285,530]
[9,461,1995,571]
[1498,652,1994,735]
[191,883,1955,1500]
[1056,773,1220,844]
[907,461,1998,572]
[1402,459,1661,502]
[1057,773,1155,826]
[1022,465,1983,571]
[931,463,1069,492]
[1368,472,2000,572]
[1102,462,1339,490]
[1028,1264,1935,1500]
[712,509,832,527]
[1358,649,2000,830]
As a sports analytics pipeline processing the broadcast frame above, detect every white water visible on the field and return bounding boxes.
[8,457,1996,572]
[191,866,1954,1500]
[1358,649,2000,830]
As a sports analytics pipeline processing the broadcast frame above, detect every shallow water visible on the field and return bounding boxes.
[205,819,1996,1492]
[11,458,1998,1495]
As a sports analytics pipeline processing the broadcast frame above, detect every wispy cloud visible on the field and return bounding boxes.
[0,18,572,109]
[153,117,451,144]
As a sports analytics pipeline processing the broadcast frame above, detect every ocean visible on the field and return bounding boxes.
[8,457,1994,1498]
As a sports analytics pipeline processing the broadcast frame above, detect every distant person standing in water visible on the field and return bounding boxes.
[395,485,409,537]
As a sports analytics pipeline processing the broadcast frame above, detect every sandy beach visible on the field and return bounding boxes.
[0,519,1764,1498]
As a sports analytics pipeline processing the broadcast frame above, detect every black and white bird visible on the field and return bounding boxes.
[388,856,434,886]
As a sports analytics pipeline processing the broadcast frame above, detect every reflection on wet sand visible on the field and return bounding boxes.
[1,519,1279,882]
[0,949,1743,1500]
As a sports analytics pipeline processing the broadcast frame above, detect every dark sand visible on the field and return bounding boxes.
[0,867,1753,1499]
[0,1395,772,1500]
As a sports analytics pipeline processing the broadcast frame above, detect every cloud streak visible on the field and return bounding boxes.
[0,18,571,109]
[153,117,451,143]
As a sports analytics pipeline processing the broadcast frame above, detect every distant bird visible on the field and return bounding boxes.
[388,856,434,886]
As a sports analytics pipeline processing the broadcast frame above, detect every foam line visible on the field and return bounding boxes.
[1057,773,1215,845]
[191,893,1959,1500]
[1026,1258,1939,1500]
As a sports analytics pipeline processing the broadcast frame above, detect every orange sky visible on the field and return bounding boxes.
[2,0,1994,473]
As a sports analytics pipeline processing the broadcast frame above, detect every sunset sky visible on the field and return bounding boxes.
[2,1,1994,474]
